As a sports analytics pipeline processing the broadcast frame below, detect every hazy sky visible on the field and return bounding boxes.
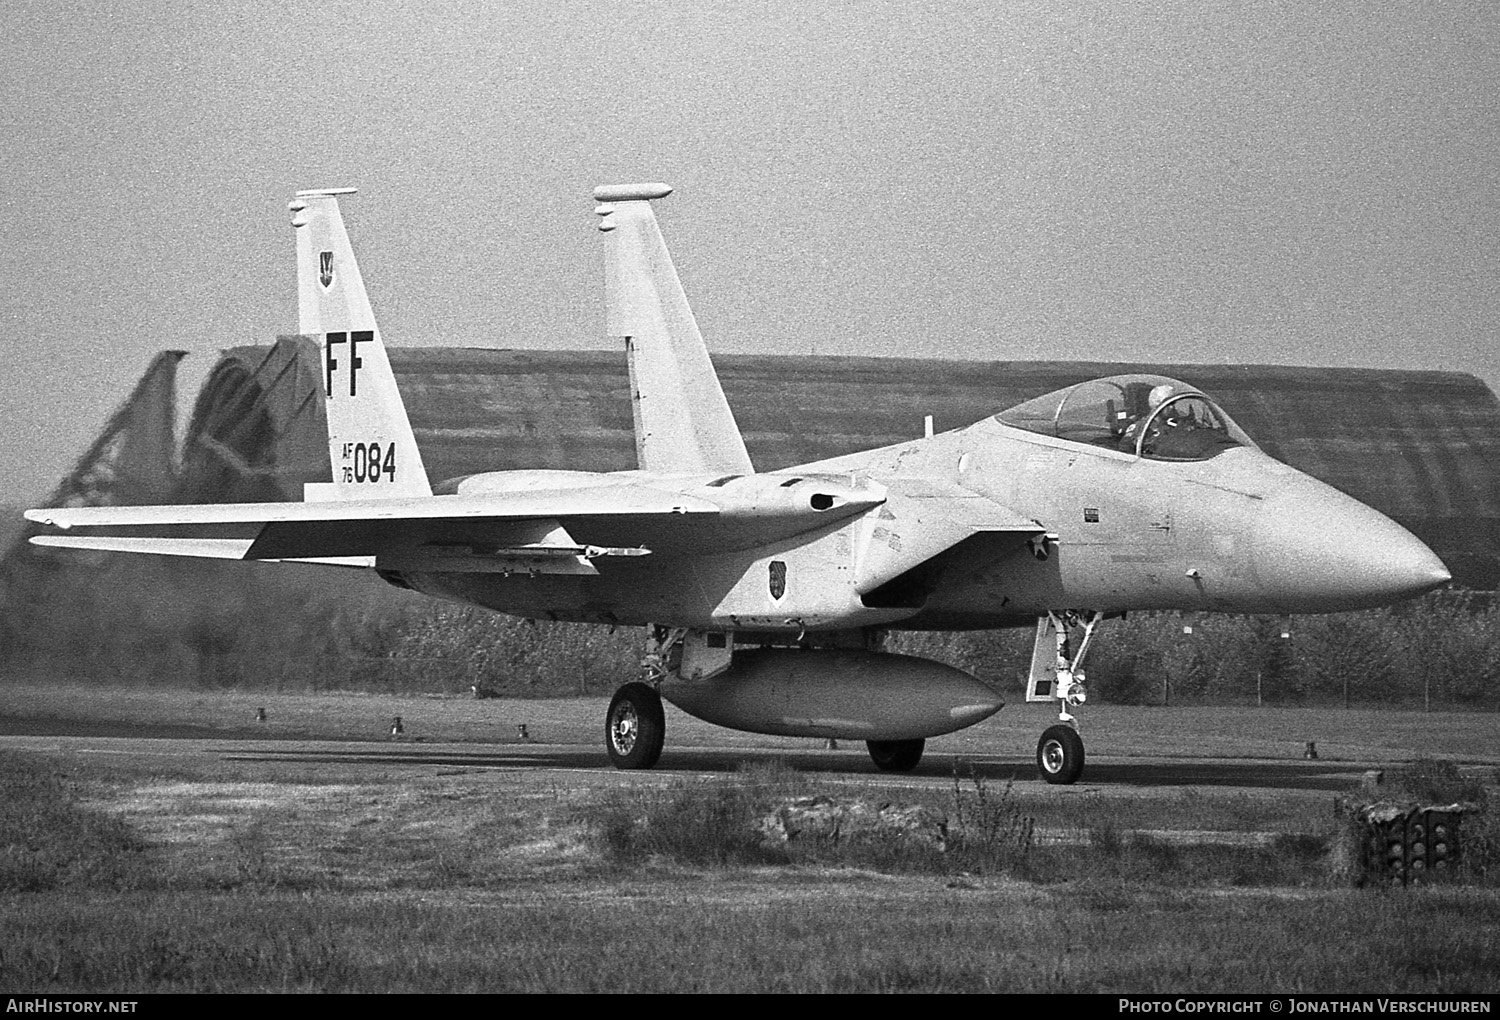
[3,1,1496,503]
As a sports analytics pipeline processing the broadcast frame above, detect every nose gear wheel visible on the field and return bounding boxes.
[1036,724,1085,784]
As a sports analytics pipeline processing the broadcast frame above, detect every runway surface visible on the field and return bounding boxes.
[6,687,1496,802]
[0,729,1391,796]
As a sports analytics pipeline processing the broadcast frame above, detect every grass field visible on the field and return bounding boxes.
[1,684,1498,993]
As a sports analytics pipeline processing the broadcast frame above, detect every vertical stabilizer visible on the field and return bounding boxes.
[290,190,432,499]
[594,183,754,475]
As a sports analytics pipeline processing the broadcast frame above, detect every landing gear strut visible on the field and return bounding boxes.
[1027,610,1103,785]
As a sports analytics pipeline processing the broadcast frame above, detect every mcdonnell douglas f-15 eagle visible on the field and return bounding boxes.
[26,184,1452,783]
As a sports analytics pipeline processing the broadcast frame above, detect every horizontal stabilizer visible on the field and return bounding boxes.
[31,535,256,559]
[29,534,374,569]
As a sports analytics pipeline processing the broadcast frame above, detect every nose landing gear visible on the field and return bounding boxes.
[1036,724,1085,784]
[1027,610,1102,785]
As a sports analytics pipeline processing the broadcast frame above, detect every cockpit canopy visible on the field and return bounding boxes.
[995,374,1256,461]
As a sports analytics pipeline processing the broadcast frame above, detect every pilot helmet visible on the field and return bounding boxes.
[1147,383,1175,409]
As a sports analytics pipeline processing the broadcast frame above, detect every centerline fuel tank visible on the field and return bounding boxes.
[658,648,1003,741]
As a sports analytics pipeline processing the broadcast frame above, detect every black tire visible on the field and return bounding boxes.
[867,738,925,772]
[605,682,665,770]
[1036,724,1085,785]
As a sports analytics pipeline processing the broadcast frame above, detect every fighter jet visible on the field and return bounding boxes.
[25,184,1451,783]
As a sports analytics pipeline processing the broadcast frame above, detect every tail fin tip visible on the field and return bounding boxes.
[593,182,673,203]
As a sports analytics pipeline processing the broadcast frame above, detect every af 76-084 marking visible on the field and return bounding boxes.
[26,184,1450,783]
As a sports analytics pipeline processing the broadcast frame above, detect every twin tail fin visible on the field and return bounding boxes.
[594,184,753,476]
[288,183,750,496]
[290,189,432,500]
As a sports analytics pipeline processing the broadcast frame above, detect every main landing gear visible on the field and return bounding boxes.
[1027,610,1102,785]
[605,625,696,770]
[867,738,925,772]
[605,682,665,770]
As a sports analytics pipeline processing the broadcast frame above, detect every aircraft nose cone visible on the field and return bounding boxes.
[1252,475,1450,612]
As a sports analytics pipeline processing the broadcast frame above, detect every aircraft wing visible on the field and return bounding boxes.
[25,485,723,572]
[23,478,892,573]
[27,468,1041,582]
[26,485,716,530]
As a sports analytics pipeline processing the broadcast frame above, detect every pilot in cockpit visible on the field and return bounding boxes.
[1119,383,1176,452]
